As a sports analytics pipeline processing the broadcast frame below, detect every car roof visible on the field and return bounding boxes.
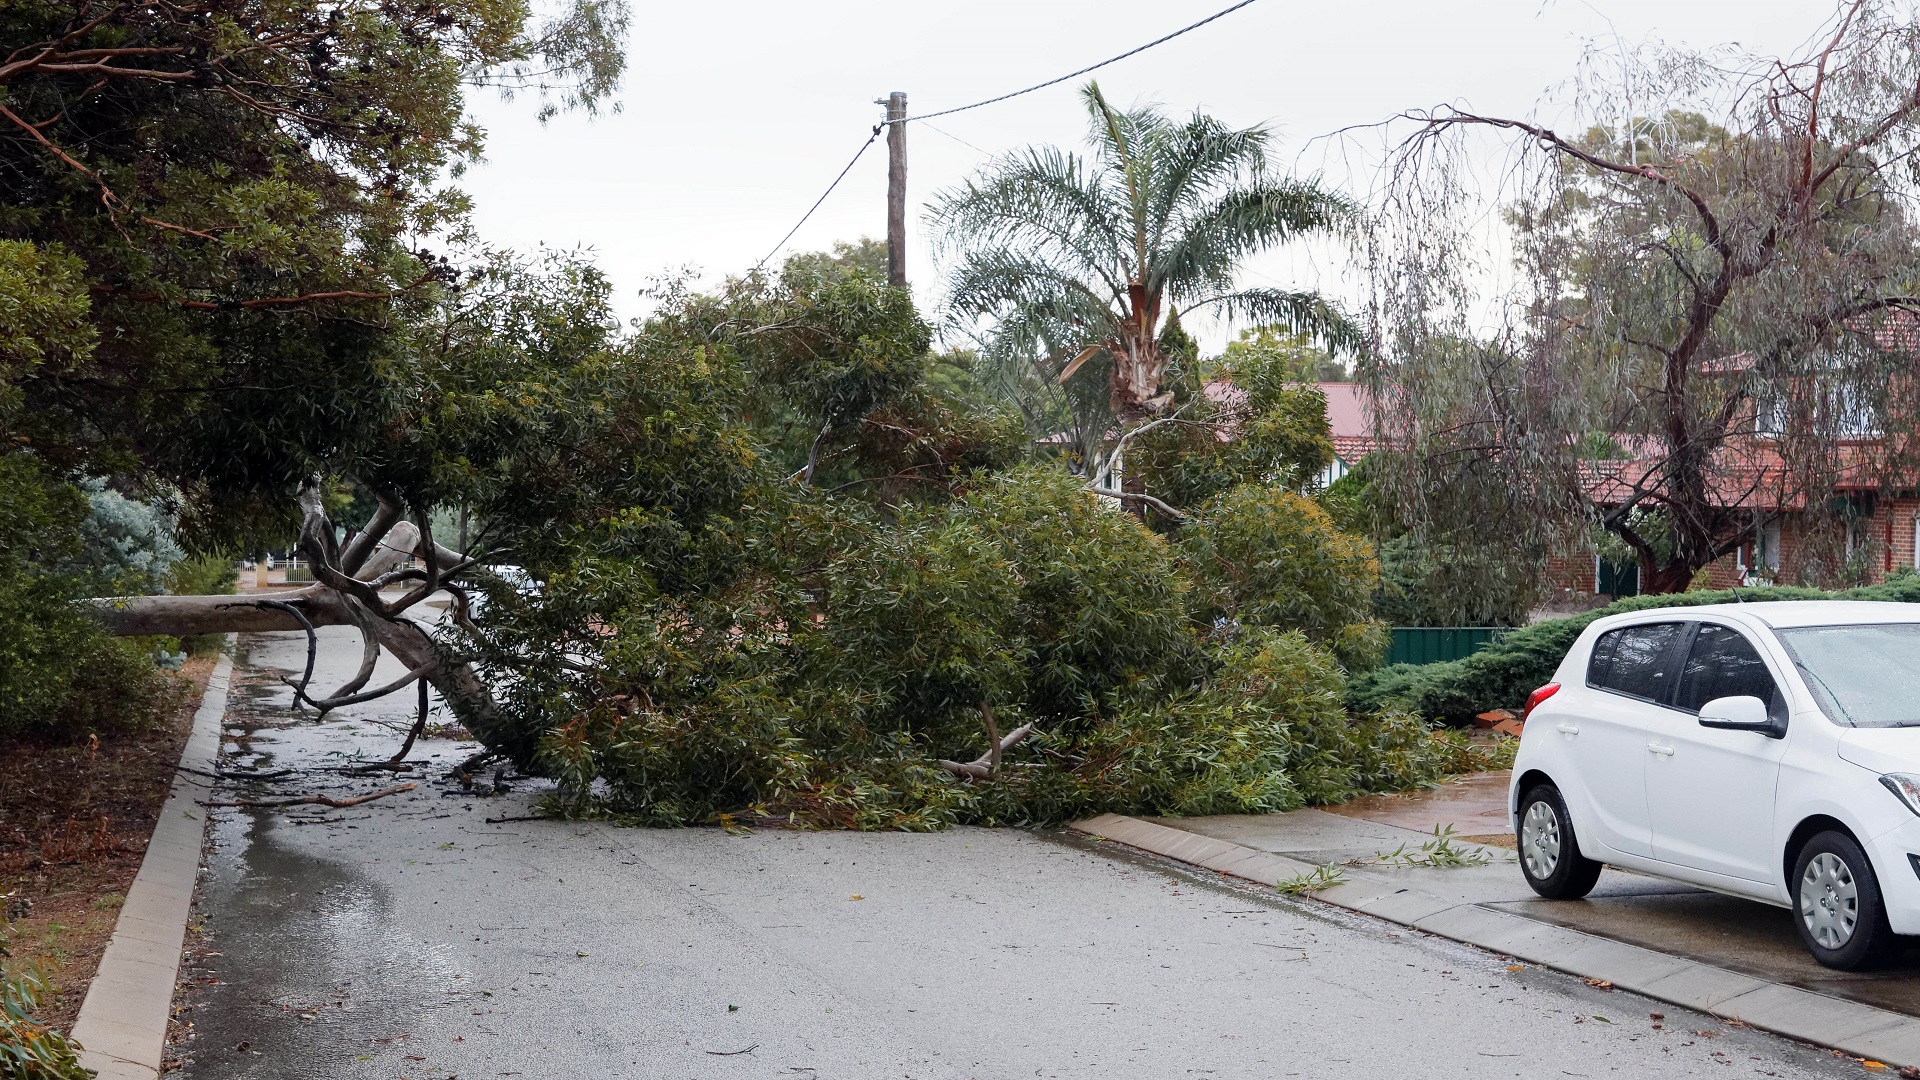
[1601,600,1920,630]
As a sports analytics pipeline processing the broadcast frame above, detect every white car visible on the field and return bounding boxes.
[1511,600,1920,970]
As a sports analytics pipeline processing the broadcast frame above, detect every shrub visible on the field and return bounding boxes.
[1179,484,1386,670]
[165,552,238,655]
[1347,579,1920,722]
[0,456,181,738]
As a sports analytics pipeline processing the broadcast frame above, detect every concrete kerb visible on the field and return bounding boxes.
[71,647,234,1080]
[1069,812,1920,1068]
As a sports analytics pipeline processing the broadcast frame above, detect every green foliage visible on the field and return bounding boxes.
[781,238,888,283]
[1132,342,1335,511]
[1,0,627,538]
[1373,535,1538,628]
[0,241,93,424]
[932,82,1358,463]
[524,463,1463,827]
[1275,863,1348,894]
[65,481,183,596]
[1371,824,1495,868]
[954,467,1197,721]
[1179,485,1385,670]
[1321,457,1543,628]
[0,943,89,1080]
[0,456,180,737]
[1348,578,1920,722]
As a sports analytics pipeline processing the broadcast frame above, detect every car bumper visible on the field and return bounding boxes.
[1864,817,1920,935]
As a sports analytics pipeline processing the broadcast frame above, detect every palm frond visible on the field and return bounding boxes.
[1156,180,1358,299]
[1196,288,1366,357]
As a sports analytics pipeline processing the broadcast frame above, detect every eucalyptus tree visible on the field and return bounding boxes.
[931,82,1360,506]
[1366,0,1920,593]
[0,0,628,534]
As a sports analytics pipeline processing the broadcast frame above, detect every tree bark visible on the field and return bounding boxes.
[84,511,536,766]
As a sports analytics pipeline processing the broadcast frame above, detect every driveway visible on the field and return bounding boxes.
[166,627,1862,1079]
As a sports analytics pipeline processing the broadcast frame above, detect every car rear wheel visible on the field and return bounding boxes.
[1517,783,1603,899]
[1792,830,1897,971]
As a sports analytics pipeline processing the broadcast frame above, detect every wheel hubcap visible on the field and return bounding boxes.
[1521,800,1561,880]
[1799,852,1860,950]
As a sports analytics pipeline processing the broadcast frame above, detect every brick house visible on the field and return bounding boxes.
[1316,376,1920,602]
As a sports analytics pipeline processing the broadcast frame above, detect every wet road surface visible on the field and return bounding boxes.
[169,628,1869,1079]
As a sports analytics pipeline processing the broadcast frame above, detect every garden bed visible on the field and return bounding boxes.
[0,652,217,1033]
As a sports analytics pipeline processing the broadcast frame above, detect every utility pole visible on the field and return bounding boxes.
[885,91,907,287]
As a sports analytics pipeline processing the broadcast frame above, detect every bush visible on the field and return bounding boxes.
[1347,579,1920,722]
[0,456,182,738]
[166,552,238,655]
[1179,484,1386,670]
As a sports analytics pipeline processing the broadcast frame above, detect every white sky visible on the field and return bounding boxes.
[459,0,1834,344]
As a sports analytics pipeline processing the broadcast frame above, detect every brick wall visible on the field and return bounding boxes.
[1544,550,1596,595]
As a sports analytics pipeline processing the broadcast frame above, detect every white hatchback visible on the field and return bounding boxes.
[1510,601,1920,969]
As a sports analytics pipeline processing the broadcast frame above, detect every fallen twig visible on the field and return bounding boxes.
[202,783,417,810]
[705,1045,759,1057]
[179,766,296,782]
[483,815,544,824]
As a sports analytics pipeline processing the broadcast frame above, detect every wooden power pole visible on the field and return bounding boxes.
[885,91,907,287]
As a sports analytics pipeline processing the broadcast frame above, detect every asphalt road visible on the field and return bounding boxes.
[169,627,1866,1079]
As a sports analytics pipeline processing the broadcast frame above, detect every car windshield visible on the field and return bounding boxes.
[1776,622,1920,728]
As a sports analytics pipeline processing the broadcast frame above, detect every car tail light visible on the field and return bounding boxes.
[1522,682,1561,721]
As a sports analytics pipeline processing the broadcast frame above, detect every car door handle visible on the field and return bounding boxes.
[1556,722,1579,735]
[1648,742,1675,757]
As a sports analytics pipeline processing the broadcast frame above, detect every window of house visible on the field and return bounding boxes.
[1588,622,1685,703]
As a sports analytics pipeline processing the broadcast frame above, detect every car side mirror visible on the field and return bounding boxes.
[1699,695,1785,738]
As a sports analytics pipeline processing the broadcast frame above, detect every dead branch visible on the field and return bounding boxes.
[201,783,416,810]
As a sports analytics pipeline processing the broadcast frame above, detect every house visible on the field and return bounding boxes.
[1314,359,1920,600]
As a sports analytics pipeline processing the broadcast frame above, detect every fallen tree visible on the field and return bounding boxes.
[86,487,530,761]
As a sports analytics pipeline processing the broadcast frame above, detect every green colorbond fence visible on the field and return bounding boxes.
[1386,627,1512,667]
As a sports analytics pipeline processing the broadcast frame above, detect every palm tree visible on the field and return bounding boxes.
[931,83,1359,496]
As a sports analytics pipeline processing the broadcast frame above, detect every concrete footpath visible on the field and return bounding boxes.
[71,652,233,1080]
[1074,778,1920,1070]
[150,627,1869,1079]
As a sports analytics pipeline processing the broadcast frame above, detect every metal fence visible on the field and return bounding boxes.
[1386,626,1511,667]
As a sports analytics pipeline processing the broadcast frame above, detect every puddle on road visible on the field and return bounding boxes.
[171,631,537,1078]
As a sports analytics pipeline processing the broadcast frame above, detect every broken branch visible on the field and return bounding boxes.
[201,783,417,810]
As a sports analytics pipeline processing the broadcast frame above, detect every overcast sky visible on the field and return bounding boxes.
[458,0,1836,341]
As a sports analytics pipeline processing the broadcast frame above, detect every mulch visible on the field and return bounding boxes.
[0,653,217,1033]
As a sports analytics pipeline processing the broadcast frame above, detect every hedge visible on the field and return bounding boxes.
[1345,577,1920,723]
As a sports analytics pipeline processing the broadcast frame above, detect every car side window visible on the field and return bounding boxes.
[1675,623,1788,723]
[1588,622,1684,702]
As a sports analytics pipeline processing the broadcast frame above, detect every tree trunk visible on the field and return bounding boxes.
[85,504,536,765]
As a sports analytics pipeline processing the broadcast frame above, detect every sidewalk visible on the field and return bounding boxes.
[1076,772,1920,1065]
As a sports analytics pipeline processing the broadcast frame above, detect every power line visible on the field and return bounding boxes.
[902,0,1263,124]
[754,124,883,272]
[755,0,1264,269]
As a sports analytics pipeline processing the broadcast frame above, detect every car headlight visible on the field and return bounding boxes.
[1881,773,1920,817]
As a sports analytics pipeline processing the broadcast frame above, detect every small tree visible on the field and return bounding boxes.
[1366,1,1920,592]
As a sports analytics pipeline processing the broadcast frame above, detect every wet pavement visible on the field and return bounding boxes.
[168,627,1867,1079]
[1164,773,1920,1020]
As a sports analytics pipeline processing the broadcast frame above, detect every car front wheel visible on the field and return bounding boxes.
[1517,783,1603,899]
[1793,830,1897,971]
